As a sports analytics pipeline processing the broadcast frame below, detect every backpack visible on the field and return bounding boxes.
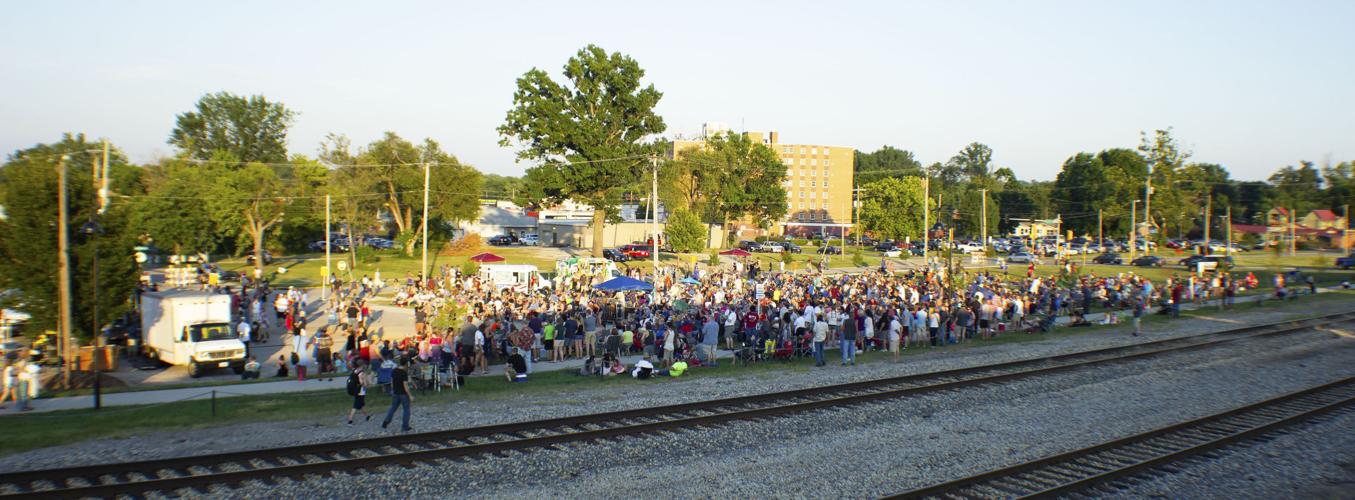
[346,371,361,396]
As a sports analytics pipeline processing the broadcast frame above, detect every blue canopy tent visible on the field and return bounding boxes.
[594,276,654,292]
[680,277,700,285]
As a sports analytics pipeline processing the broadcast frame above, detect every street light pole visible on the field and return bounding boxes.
[81,218,104,409]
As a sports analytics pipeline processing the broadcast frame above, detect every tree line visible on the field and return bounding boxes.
[855,129,1355,243]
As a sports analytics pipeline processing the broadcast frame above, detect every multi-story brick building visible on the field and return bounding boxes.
[668,126,855,237]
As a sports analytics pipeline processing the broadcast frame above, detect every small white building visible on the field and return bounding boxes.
[464,201,537,238]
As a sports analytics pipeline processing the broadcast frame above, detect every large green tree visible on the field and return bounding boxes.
[1138,128,1192,239]
[498,45,666,257]
[168,92,295,163]
[0,134,140,340]
[859,176,927,242]
[679,132,787,243]
[665,208,706,253]
[854,146,923,186]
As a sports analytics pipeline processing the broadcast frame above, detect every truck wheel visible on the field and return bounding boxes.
[188,362,203,378]
[232,365,245,375]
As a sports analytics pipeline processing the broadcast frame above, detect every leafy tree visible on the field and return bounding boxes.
[1138,128,1192,239]
[680,132,787,243]
[1268,160,1323,215]
[0,134,139,340]
[127,159,226,255]
[498,45,666,257]
[1052,153,1112,236]
[341,132,482,256]
[665,208,706,253]
[854,146,922,186]
[169,92,295,163]
[482,173,524,201]
[204,156,291,279]
[859,177,926,242]
[947,142,996,184]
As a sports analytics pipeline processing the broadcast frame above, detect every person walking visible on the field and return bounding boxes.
[888,312,903,363]
[0,360,14,408]
[701,315,720,367]
[346,362,371,425]
[381,358,413,432]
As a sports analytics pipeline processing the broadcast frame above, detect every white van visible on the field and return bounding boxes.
[479,264,550,291]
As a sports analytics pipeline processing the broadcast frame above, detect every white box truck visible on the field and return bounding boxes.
[139,290,246,377]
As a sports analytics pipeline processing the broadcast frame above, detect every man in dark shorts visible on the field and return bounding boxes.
[346,363,371,425]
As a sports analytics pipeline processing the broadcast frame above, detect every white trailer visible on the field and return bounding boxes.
[139,290,246,377]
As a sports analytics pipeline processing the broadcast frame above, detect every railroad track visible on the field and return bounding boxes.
[888,374,1355,499]
[2,311,1350,499]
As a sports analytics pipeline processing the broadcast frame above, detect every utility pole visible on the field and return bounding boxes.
[420,158,430,281]
[324,194,331,302]
[1289,209,1297,256]
[1144,170,1153,244]
[853,188,863,247]
[1225,205,1233,258]
[1130,200,1139,261]
[980,188,988,253]
[922,177,929,263]
[1098,209,1103,250]
[100,140,110,214]
[1345,204,1351,256]
[1208,195,1219,253]
[650,155,659,302]
[57,155,73,388]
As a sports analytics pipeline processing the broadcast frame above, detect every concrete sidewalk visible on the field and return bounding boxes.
[2,348,735,414]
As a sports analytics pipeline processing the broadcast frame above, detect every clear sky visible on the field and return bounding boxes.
[2,0,1352,181]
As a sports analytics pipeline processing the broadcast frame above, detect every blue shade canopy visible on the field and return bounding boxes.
[594,276,654,292]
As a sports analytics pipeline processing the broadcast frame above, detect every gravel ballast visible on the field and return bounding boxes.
[203,324,1355,499]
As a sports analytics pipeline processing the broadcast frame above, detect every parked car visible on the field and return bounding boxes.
[602,248,630,262]
[1006,252,1037,264]
[519,234,540,246]
[738,240,763,252]
[874,243,898,253]
[1180,254,1233,271]
[245,250,273,265]
[621,244,652,258]
[880,247,902,258]
[1336,255,1355,269]
[487,235,517,246]
[1092,252,1123,265]
[1131,255,1164,267]
[817,245,842,255]
[365,237,394,249]
[758,242,783,253]
[777,241,802,253]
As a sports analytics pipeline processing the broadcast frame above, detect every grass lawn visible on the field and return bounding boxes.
[216,246,567,288]
[5,290,1353,457]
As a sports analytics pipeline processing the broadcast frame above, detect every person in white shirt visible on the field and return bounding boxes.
[632,356,654,379]
[474,328,487,375]
[888,314,903,362]
[0,361,15,408]
[812,315,829,367]
[237,319,252,356]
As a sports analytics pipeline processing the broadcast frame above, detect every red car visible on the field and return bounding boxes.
[621,244,652,258]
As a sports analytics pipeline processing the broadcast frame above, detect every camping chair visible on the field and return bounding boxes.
[771,340,795,362]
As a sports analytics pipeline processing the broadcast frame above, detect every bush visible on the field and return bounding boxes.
[754,235,768,243]
[354,245,382,264]
[780,251,794,266]
[851,248,867,267]
[790,238,810,246]
[666,209,706,253]
[459,260,480,277]
[708,250,721,267]
[440,233,484,256]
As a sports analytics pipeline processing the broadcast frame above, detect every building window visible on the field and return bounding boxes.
[812,147,819,155]
[822,192,829,199]
[824,159,831,166]
[810,181,816,187]
[783,158,793,166]
[811,159,818,166]
[783,146,792,153]
[809,192,816,199]
[799,202,805,209]
[824,170,830,177]
[824,147,831,155]
[823,180,829,188]
[822,202,829,210]
[799,192,805,199]
[800,169,806,177]
[800,147,806,154]
[799,180,806,187]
